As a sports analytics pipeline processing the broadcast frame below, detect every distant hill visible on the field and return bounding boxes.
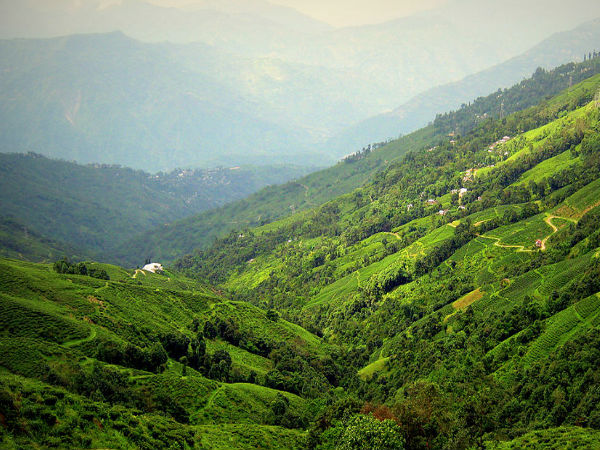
[0,32,333,171]
[0,152,315,262]
[0,217,86,262]
[328,18,600,155]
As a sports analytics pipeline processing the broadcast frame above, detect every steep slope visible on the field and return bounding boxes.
[121,57,600,265]
[0,152,314,261]
[328,18,600,155]
[0,257,343,449]
[173,75,600,448]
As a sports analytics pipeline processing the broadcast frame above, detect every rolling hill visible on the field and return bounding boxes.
[0,152,315,262]
[0,257,341,449]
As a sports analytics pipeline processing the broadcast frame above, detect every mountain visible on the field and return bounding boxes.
[0,152,315,261]
[0,0,332,47]
[3,68,600,450]
[328,17,600,155]
[4,2,600,171]
[0,32,335,171]
[118,56,600,264]
[0,27,509,170]
[172,73,600,447]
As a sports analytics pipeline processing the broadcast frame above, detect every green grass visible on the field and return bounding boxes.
[197,383,308,425]
[490,426,600,449]
[194,424,306,450]
[206,339,273,377]
[0,256,325,448]
[516,149,580,186]
[357,357,390,380]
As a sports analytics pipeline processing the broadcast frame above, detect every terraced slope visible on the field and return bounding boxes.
[177,75,600,447]
[0,258,340,449]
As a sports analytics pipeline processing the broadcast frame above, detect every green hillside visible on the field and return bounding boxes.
[121,56,600,265]
[171,74,600,448]
[4,56,600,450]
[0,216,86,262]
[0,152,314,262]
[0,257,350,449]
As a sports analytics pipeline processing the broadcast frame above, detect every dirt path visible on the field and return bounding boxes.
[132,269,146,278]
[385,231,402,240]
[540,214,575,250]
[479,234,534,253]
[540,216,559,250]
[478,213,573,253]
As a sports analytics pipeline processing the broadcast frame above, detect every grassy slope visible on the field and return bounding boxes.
[190,75,600,392]
[0,257,327,449]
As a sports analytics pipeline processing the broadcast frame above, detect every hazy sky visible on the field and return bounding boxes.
[269,0,446,27]
[144,0,447,27]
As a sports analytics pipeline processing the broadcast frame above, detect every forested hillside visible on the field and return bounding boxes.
[170,74,600,448]
[0,153,313,262]
[120,56,600,265]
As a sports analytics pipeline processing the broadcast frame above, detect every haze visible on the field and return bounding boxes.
[145,0,447,27]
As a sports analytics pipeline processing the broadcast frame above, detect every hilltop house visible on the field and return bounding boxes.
[143,262,164,273]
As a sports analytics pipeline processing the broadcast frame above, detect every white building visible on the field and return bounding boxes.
[143,263,164,273]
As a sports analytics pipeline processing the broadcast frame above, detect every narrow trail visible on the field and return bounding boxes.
[132,269,146,278]
[479,235,533,253]
[479,213,573,253]
[384,231,401,240]
[540,214,575,250]
[299,183,310,197]
[63,327,97,348]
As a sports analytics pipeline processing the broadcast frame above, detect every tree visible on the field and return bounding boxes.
[147,341,168,372]
[209,350,232,381]
[337,414,405,450]
[266,309,280,321]
[204,321,217,339]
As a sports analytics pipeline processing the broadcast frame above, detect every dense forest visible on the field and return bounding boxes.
[0,153,314,262]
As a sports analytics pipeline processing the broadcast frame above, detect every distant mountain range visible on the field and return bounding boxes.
[328,18,600,154]
[2,1,600,170]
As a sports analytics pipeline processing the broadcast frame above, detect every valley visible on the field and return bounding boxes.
[2,7,600,449]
